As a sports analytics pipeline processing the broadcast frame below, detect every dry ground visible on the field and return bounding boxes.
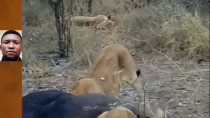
[22,0,209,118]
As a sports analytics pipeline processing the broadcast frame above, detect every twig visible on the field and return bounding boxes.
[153,49,184,73]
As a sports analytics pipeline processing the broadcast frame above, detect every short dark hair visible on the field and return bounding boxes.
[1,30,22,43]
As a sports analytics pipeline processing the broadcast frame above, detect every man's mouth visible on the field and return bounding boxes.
[6,51,16,54]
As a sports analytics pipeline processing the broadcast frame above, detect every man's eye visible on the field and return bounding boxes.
[4,41,9,44]
[14,41,19,44]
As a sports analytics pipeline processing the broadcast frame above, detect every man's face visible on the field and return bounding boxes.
[0,34,22,59]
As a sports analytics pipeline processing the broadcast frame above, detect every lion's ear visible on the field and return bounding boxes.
[107,15,111,20]
[136,69,141,77]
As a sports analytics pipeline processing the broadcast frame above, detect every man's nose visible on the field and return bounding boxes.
[8,42,15,49]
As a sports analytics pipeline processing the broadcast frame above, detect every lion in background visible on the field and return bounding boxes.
[65,14,121,31]
[65,15,109,27]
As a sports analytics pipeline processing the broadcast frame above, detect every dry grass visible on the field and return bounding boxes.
[23,0,209,67]
[22,0,209,118]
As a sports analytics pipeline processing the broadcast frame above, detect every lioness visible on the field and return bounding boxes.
[67,15,109,27]
[70,70,122,98]
[86,44,143,99]
[98,105,164,118]
[95,20,119,31]
[70,44,140,97]
[70,44,160,118]
[97,106,138,118]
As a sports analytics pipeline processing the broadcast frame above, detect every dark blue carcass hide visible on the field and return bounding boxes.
[22,90,140,118]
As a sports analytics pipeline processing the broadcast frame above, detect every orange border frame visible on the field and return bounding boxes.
[0,0,22,30]
[0,62,22,118]
[0,0,22,118]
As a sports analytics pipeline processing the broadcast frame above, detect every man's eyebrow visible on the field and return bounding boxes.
[3,38,21,40]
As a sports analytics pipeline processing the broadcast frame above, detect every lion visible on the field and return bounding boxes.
[86,44,143,98]
[98,106,164,118]
[70,70,122,98]
[71,44,140,97]
[95,20,113,30]
[94,15,109,26]
[69,16,95,27]
[108,16,121,26]
[70,44,159,118]
[66,15,109,27]
[97,106,138,118]
[95,20,119,31]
